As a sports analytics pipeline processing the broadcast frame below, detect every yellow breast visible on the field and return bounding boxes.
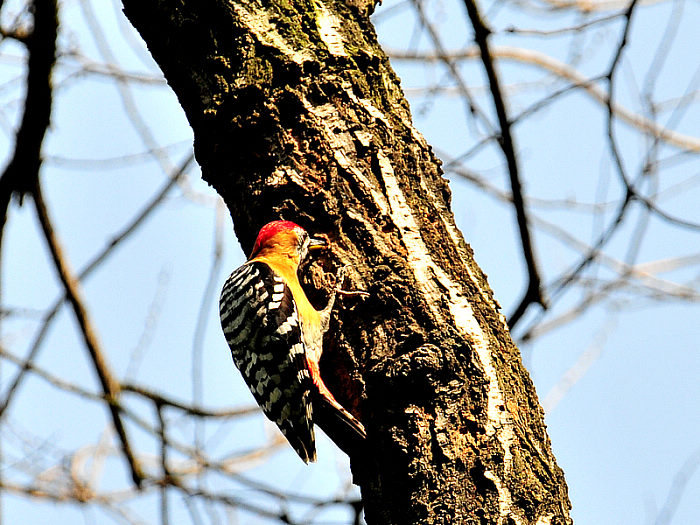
[251,254,321,332]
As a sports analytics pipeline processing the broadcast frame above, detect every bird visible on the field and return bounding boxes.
[219,220,366,462]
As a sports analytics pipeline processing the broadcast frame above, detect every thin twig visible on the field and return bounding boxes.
[654,447,700,525]
[121,384,259,419]
[192,200,225,450]
[46,140,190,170]
[156,404,170,525]
[410,0,492,133]
[604,0,700,232]
[388,46,700,152]
[78,0,174,176]
[503,12,625,36]
[32,179,145,488]
[461,0,546,328]
[604,0,640,188]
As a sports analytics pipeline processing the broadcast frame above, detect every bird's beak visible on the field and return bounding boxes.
[308,237,327,251]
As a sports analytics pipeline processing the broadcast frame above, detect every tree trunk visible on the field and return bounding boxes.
[122,1,572,523]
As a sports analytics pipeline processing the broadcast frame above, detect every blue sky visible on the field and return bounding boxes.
[1,0,699,523]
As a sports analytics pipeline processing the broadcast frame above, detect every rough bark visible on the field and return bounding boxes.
[122,1,572,523]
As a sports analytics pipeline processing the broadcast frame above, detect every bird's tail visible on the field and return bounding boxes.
[313,392,367,463]
[316,394,366,440]
[307,360,366,456]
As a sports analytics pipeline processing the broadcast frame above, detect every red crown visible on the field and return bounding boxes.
[250,220,303,257]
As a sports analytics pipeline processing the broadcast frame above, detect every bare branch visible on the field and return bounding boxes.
[503,12,625,35]
[0,0,58,243]
[121,384,259,419]
[461,0,547,328]
[32,179,145,488]
[0,153,193,424]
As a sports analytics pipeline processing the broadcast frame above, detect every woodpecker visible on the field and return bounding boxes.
[219,220,366,462]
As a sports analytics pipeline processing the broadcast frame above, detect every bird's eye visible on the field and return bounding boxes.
[298,231,310,259]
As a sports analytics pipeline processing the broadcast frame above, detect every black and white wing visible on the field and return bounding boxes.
[219,261,316,462]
